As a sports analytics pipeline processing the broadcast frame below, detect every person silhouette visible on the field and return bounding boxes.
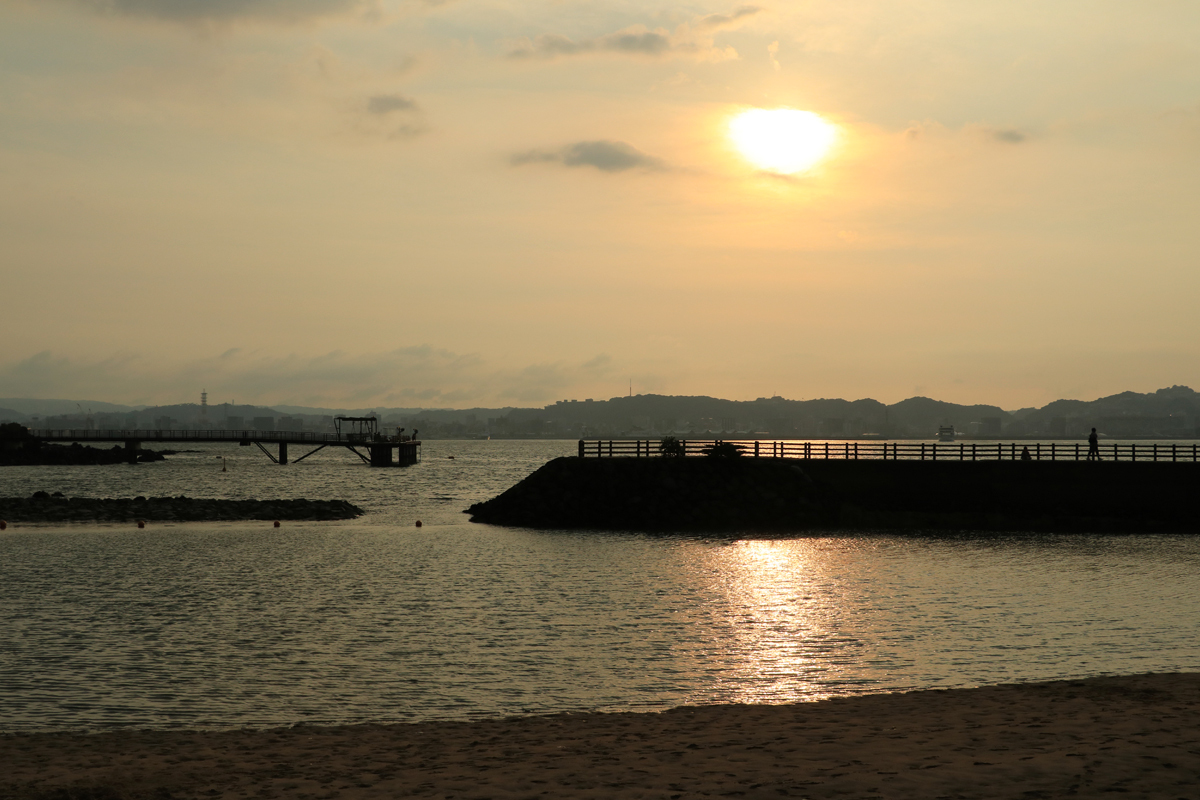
[1087,427,1100,461]
[1020,446,1032,461]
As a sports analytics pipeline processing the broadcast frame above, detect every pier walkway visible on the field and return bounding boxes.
[29,428,420,467]
[579,438,1200,462]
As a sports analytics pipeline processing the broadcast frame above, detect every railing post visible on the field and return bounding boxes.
[1132,444,1136,462]
[825,442,829,459]
[1036,443,1040,461]
[1051,443,1055,461]
[1153,443,1158,462]
[578,439,585,458]
[921,443,926,461]
[754,440,760,458]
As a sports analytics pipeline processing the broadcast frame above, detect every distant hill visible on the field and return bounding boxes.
[7,386,1198,439]
[0,398,140,416]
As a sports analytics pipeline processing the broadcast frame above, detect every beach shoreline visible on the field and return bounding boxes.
[5,672,1199,799]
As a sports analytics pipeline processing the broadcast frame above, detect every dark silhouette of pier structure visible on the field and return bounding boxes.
[29,416,419,467]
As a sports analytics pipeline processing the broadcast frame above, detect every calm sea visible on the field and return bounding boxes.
[2,439,1199,733]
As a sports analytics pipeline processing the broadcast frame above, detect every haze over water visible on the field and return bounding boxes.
[3,440,1200,733]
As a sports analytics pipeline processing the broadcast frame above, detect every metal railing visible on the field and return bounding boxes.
[578,439,1200,462]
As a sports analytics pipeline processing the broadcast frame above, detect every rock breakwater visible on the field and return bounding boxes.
[467,456,1200,533]
[1,492,363,523]
[466,457,834,532]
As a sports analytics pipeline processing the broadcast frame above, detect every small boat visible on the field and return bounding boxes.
[936,425,956,442]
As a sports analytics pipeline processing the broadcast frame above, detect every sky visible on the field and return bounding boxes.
[2,0,1199,410]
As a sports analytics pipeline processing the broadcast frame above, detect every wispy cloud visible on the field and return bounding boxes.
[47,0,380,26]
[367,94,416,114]
[511,140,665,173]
[506,5,761,61]
[695,5,762,30]
[965,124,1032,144]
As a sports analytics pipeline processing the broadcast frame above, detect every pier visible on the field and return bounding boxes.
[28,416,420,467]
[578,438,1200,462]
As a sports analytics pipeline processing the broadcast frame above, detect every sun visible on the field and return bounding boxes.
[729,108,837,174]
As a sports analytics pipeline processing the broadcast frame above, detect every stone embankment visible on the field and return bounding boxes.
[466,456,1200,533]
[1,492,363,523]
[0,442,169,465]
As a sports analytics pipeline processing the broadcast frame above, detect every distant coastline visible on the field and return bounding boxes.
[4,384,1200,441]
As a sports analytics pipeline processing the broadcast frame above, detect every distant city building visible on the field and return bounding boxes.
[253,417,275,432]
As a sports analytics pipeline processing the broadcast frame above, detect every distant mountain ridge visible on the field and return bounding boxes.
[2,386,1197,439]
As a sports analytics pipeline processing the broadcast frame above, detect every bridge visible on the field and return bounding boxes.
[30,418,420,467]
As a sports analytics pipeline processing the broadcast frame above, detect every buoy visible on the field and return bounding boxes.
[137,520,145,529]
[415,520,422,528]
[0,520,7,530]
[448,455,455,459]
[222,457,227,473]
[273,520,280,528]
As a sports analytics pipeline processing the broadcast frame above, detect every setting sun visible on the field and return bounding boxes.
[729,108,837,174]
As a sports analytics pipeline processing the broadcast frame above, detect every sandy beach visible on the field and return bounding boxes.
[4,672,1199,800]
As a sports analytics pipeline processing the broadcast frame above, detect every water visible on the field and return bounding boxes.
[2,440,1199,733]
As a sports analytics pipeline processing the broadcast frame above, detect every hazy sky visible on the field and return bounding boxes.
[2,0,1198,409]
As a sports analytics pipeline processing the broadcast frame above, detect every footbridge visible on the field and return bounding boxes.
[30,416,420,467]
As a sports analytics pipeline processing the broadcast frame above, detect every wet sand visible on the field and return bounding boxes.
[4,672,1199,799]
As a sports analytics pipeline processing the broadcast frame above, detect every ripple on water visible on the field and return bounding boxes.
[3,441,1200,731]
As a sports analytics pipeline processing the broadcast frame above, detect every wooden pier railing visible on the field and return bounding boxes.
[577,439,1200,463]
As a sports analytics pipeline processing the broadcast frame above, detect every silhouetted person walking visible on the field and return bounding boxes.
[1087,428,1100,461]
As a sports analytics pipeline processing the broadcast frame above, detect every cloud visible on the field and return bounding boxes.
[509,28,671,59]
[511,140,665,173]
[47,0,379,26]
[962,124,1030,144]
[991,129,1027,144]
[767,40,781,71]
[506,6,756,61]
[695,5,762,30]
[602,30,672,56]
[367,94,416,114]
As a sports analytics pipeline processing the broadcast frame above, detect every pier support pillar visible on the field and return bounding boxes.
[370,444,393,467]
[279,442,288,465]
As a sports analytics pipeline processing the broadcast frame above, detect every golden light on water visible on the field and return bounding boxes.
[729,108,838,174]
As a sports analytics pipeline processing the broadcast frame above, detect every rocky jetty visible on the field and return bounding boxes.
[0,492,363,523]
[467,457,835,532]
[466,456,1200,533]
[0,442,169,465]
[0,425,168,465]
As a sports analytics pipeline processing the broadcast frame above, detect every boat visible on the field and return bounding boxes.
[936,425,956,442]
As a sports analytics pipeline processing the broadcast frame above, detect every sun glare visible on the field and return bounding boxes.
[729,108,837,174]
